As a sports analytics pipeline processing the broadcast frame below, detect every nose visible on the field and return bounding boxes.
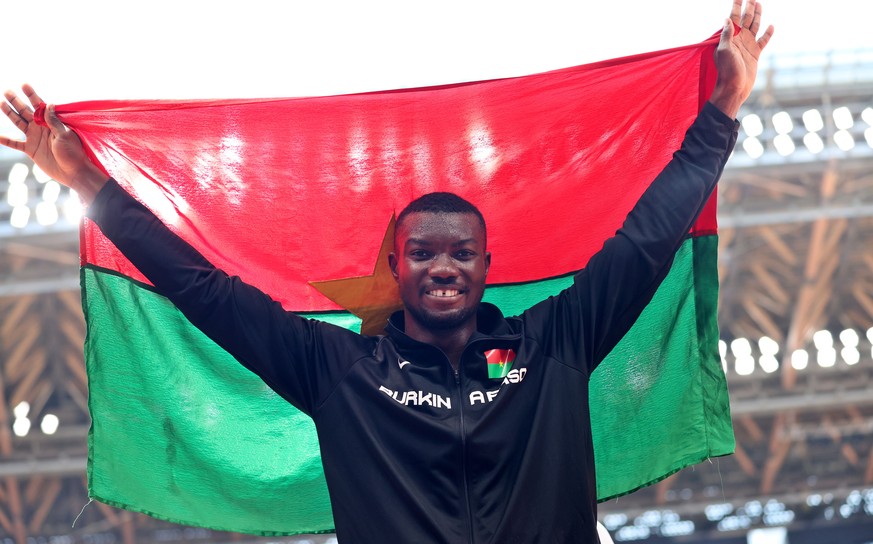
[428,253,459,281]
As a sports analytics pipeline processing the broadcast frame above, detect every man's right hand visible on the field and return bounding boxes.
[1,85,108,204]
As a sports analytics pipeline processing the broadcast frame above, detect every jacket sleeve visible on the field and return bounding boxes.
[521,102,739,375]
[86,180,369,415]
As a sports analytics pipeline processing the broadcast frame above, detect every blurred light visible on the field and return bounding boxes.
[803,132,825,154]
[773,134,795,156]
[35,201,58,226]
[833,106,854,130]
[615,526,650,541]
[807,494,822,507]
[865,128,873,149]
[636,510,662,527]
[717,515,751,532]
[719,340,727,357]
[13,401,30,418]
[63,192,83,224]
[40,414,60,435]
[42,180,61,203]
[834,130,855,151]
[803,109,824,132]
[736,355,755,376]
[759,354,779,373]
[791,350,809,370]
[8,162,29,184]
[705,504,734,521]
[743,137,764,159]
[867,327,873,344]
[661,520,694,537]
[818,348,836,367]
[742,114,764,137]
[10,205,31,228]
[840,329,859,347]
[731,338,752,357]
[863,107,873,126]
[772,112,793,134]
[840,504,853,518]
[745,500,763,516]
[6,181,28,206]
[12,417,31,437]
[759,337,779,355]
[32,164,52,183]
[813,330,833,350]
[603,513,627,531]
[842,347,860,365]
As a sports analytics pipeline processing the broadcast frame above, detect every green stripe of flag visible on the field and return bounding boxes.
[82,234,731,534]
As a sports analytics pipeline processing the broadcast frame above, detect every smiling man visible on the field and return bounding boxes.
[0,1,772,542]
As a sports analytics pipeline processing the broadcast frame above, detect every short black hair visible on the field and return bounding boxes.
[396,192,487,242]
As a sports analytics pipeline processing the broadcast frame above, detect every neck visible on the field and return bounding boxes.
[404,317,476,372]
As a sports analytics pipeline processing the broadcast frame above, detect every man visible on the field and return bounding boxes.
[1,1,772,541]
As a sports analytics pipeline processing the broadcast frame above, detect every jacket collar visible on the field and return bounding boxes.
[385,302,521,358]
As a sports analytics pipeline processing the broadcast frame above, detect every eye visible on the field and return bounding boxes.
[454,249,476,260]
[409,249,432,260]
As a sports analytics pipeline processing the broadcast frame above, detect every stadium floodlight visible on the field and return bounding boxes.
[813,330,833,349]
[741,114,764,137]
[791,349,808,370]
[731,338,752,357]
[802,109,824,132]
[736,355,755,376]
[35,201,58,226]
[772,111,793,134]
[42,180,61,204]
[862,107,873,127]
[773,134,795,156]
[817,348,836,368]
[758,336,779,355]
[833,106,854,130]
[32,164,52,183]
[6,181,28,207]
[8,162,29,185]
[40,414,60,435]
[834,130,855,151]
[759,354,779,373]
[12,417,31,437]
[839,329,859,347]
[866,128,873,149]
[10,205,30,228]
[742,137,764,159]
[13,402,29,419]
[803,132,825,154]
[841,347,860,366]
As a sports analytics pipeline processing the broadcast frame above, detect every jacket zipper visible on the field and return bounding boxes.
[456,369,475,544]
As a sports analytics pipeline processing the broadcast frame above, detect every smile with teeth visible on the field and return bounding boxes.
[427,289,462,297]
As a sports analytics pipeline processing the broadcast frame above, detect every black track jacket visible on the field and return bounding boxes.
[87,103,738,543]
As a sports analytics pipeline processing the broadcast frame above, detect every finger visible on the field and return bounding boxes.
[749,2,762,34]
[739,0,754,29]
[729,0,742,24]
[757,24,775,50]
[22,84,45,109]
[3,90,34,122]
[0,100,29,132]
[0,134,25,152]
[45,104,69,137]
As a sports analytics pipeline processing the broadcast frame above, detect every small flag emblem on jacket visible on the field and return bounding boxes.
[485,349,516,379]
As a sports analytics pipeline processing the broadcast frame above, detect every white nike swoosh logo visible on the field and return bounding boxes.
[399,358,411,369]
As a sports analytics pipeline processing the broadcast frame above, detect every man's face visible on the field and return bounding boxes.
[389,211,490,333]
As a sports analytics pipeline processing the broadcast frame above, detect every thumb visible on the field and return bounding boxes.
[45,104,69,137]
[720,18,733,43]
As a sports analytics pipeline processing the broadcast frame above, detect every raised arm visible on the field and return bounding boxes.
[1,88,368,414]
[522,0,773,373]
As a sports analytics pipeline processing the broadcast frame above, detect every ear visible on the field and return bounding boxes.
[484,251,491,277]
[388,252,400,282]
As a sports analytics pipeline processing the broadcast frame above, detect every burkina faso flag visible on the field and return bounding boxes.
[60,31,733,535]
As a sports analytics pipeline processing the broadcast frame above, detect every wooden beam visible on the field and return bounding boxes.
[28,478,62,534]
[733,442,758,476]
